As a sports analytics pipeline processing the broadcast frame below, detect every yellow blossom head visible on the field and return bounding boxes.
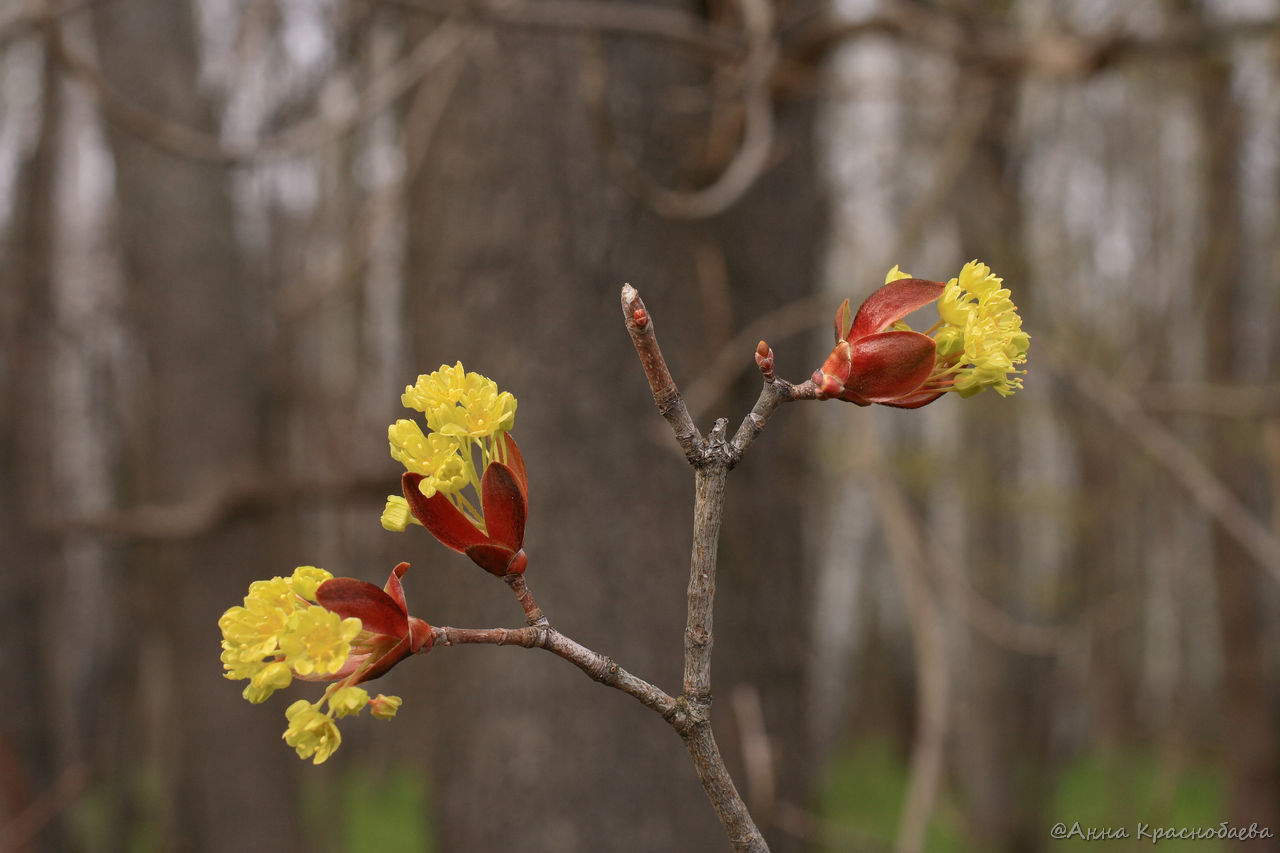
[401,362,517,437]
[283,700,342,764]
[221,562,429,764]
[219,569,342,702]
[388,420,468,498]
[278,607,362,677]
[815,259,1027,408]
[386,363,521,538]
[932,261,1029,398]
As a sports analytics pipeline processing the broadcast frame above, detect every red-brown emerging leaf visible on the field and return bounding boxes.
[402,473,488,553]
[384,561,410,612]
[842,331,937,403]
[316,578,408,638]
[847,278,945,341]
[464,543,519,576]
[481,462,527,552]
[501,433,528,496]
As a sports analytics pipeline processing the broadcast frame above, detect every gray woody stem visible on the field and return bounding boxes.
[428,287,810,853]
[430,624,678,719]
[622,284,819,853]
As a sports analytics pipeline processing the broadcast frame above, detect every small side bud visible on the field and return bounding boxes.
[632,307,649,328]
[754,340,775,381]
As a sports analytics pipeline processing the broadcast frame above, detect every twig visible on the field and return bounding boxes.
[504,573,547,627]
[620,284,706,461]
[684,452,729,701]
[430,624,678,719]
[620,284,784,852]
[729,374,819,461]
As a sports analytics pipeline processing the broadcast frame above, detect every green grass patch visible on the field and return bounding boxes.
[302,763,433,853]
[1049,747,1226,852]
[816,737,975,853]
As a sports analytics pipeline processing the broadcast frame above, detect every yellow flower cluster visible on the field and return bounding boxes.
[282,686,401,764]
[219,567,360,703]
[888,261,1029,398]
[385,363,517,534]
[934,261,1029,397]
[220,567,404,764]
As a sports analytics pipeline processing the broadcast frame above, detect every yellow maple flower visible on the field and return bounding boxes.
[386,362,519,534]
[930,261,1029,398]
[369,694,402,720]
[283,700,342,764]
[379,495,422,532]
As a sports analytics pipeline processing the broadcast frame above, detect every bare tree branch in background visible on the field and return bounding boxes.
[378,0,744,59]
[784,1,1280,80]
[46,14,470,163]
[41,474,390,542]
[581,0,777,219]
[0,0,98,50]
[860,429,950,853]
[1042,342,1280,582]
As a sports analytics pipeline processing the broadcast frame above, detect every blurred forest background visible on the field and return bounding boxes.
[1,0,1278,851]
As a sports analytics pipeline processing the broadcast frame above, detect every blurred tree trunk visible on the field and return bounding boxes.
[0,43,67,853]
[946,65,1058,851]
[88,2,303,850]
[1195,51,1280,841]
[402,15,824,853]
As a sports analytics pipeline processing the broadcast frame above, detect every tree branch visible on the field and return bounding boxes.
[683,458,728,702]
[580,0,777,219]
[729,375,820,461]
[46,15,470,164]
[1042,341,1280,583]
[622,286,773,852]
[430,624,678,719]
[620,284,706,461]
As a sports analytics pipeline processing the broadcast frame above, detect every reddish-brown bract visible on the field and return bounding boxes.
[813,277,946,409]
[400,434,529,576]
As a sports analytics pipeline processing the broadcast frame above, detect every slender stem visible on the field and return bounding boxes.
[505,571,547,626]
[681,723,769,853]
[620,284,706,461]
[729,375,820,462]
[617,284,805,852]
[683,462,728,701]
[431,624,678,719]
